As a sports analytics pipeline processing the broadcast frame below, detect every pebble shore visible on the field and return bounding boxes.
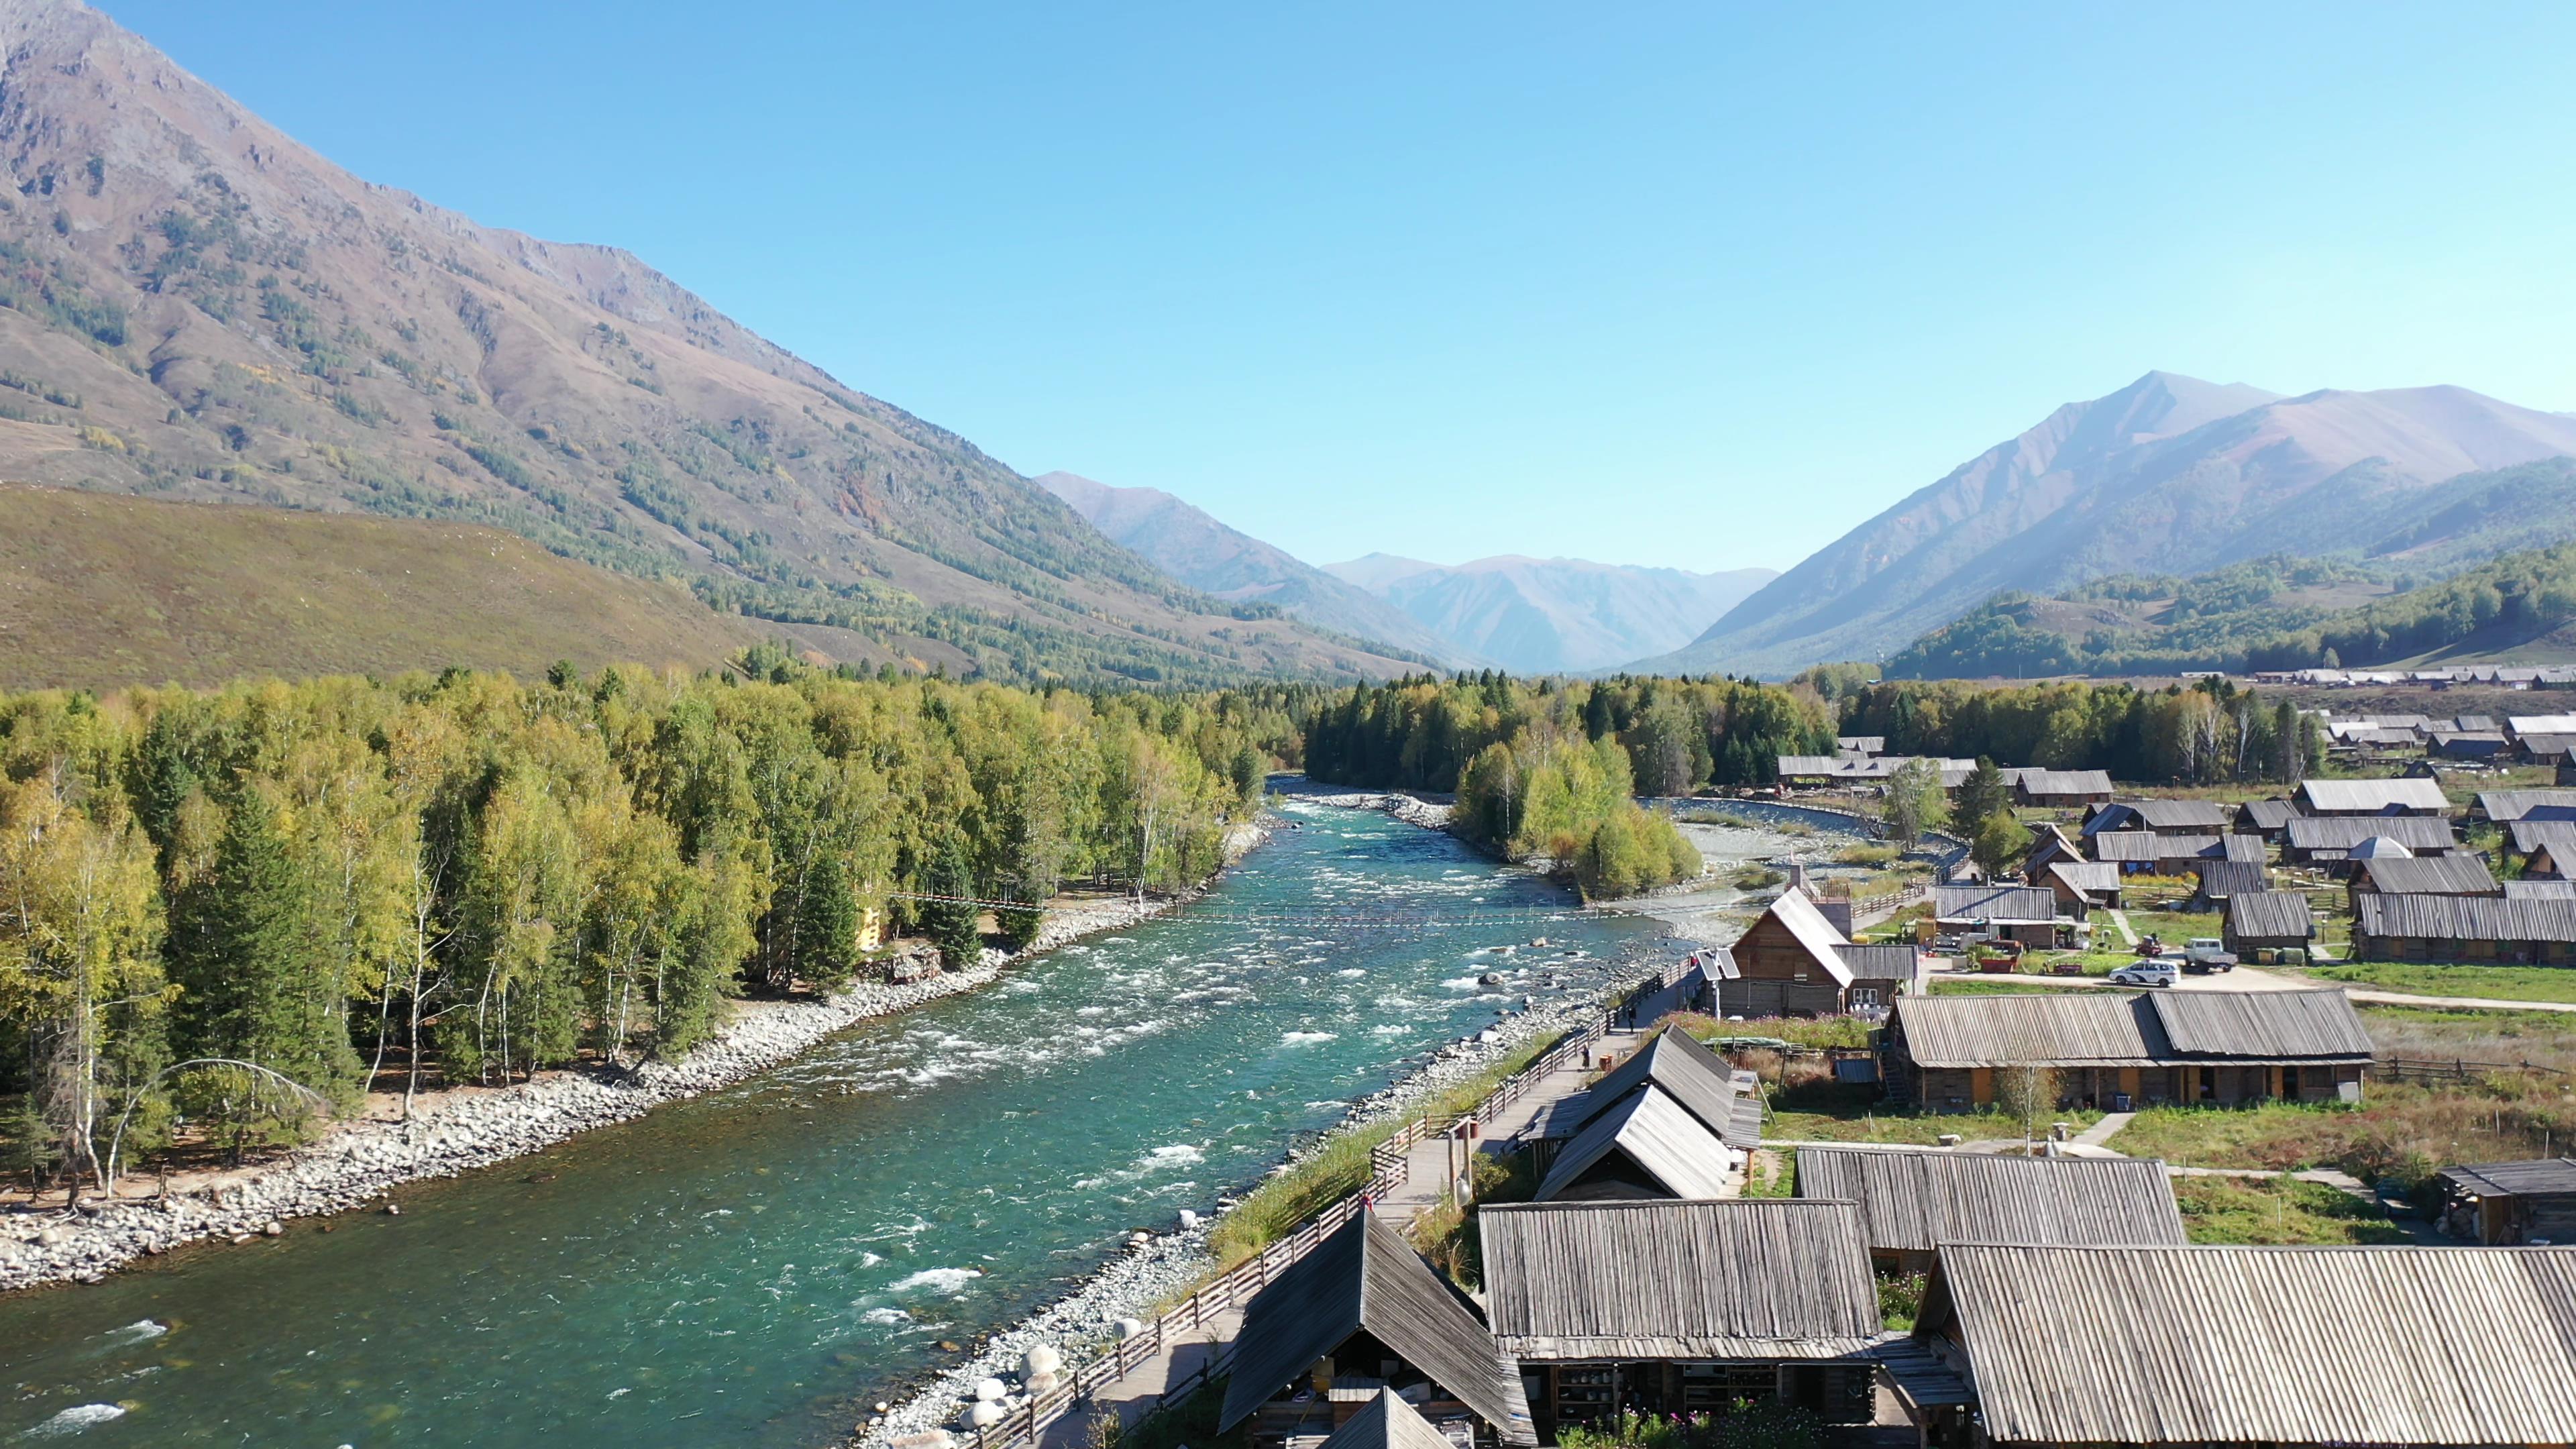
[861,789,1653,1448]
[0,845,1259,1295]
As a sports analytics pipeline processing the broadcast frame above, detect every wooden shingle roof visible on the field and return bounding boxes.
[2441,1157,2576,1199]
[2235,798,2297,832]
[2016,769,2113,798]
[1794,1147,2186,1254]
[2356,893,2576,945]
[2190,859,2269,900]
[2354,854,2500,896]
[1481,1199,1880,1362]
[1316,1389,1458,1449]
[2295,777,2451,815]
[1535,1084,1735,1202]
[1917,1243,2576,1446]
[1217,1215,1534,1443]
[2510,819,2576,855]
[2282,814,2459,853]
[1930,885,2057,923]
[1538,1027,1759,1150]
[2477,789,2576,824]
[2224,890,2315,941]
[1887,989,2369,1069]
[2047,861,2123,896]
[2085,799,2229,834]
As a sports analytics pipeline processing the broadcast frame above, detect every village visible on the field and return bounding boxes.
[924,710,2576,1449]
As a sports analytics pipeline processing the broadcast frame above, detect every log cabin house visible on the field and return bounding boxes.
[2437,1158,2576,1245]
[1217,1215,1536,1448]
[1877,989,2371,1112]
[1793,1146,2185,1272]
[2352,893,2576,965]
[1717,890,1917,1017]
[2010,769,2113,810]
[1479,1200,1883,1436]
[2222,890,2316,958]
[2041,861,2123,912]
[1892,1244,2576,1448]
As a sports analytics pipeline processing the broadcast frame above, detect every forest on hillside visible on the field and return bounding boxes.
[1885,545,2576,679]
[0,657,1269,1198]
[1831,676,2326,785]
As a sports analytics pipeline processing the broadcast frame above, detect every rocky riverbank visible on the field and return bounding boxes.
[861,874,1657,1449]
[1275,781,1458,833]
[0,825,1275,1296]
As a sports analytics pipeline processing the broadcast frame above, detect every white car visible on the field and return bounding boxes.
[2108,961,2178,989]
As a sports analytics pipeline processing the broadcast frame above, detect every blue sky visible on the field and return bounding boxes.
[95,2,2576,574]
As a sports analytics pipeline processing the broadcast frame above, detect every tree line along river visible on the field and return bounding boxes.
[0,802,1664,1448]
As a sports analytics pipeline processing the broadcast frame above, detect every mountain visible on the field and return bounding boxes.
[1031,472,1465,665]
[1647,371,2576,678]
[0,0,1415,689]
[0,484,794,690]
[1323,554,1777,674]
[1884,458,2576,679]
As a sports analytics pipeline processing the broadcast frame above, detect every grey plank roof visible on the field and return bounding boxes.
[1930,884,2057,923]
[2510,819,2576,854]
[2212,831,2265,861]
[2478,788,2576,823]
[1316,1389,1457,1449]
[1794,1148,2186,1254]
[1535,1083,1735,1202]
[1835,943,1920,983]
[2084,799,2229,833]
[1917,1243,2576,1446]
[2015,769,2113,798]
[2190,859,2268,900]
[2295,776,2451,814]
[1541,1027,1757,1150]
[2356,892,2576,945]
[2147,989,2373,1059]
[2509,879,2576,900]
[2521,733,2576,761]
[2354,853,2500,896]
[2442,1158,2576,1199]
[2235,798,2297,832]
[2282,814,2459,852]
[2047,861,2122,896]
[2086,830,2196,863]
[1888,989,2369,1069]
[2224,890,2315,941]
[1481,1200,1880,1362]
[1217,1215,1534,1443]
[1835,736,1885,754]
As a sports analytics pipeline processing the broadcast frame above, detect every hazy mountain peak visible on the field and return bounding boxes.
[1326,553,1777,674]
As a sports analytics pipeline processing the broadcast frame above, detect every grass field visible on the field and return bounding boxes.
[2173,1175,2413,1245]
[1929,977,2096,996]
[1764,1081,2102,1144]
[0,485,771,689]
[2306,961,2576,1005]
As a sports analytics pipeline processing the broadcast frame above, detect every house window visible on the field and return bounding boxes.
[1849,987,1880,1009]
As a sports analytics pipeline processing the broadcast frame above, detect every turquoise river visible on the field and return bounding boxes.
[0,800,1665,1447]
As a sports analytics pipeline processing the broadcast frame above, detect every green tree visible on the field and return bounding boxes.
[921,839,983,970]
[1952,757,2009,839]
[1878,758,1948,847]
[1970,810,2033,882]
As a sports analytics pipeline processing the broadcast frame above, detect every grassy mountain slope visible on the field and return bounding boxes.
[1031,470,1464,665]
[1322,553,1776,674]
[0,0,1414,688]
[1648,372,2576,677]
[1886,477,2576,678]
[0,484,782,689]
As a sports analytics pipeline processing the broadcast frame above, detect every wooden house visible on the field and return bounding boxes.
[1719,890,1912,1016]
[1930,884,2063,947]
[1794,1146,2185,1272]
[1480,1200,1882,1434]
[2188,858,2268,910]
[2346,852,2500,914]
[2278,813,2459,869]
[1892,1244,2576,1448]
[1216,1214,1536,1447]
[1835,735,1886,757]
[2430,729,2511,761]
[2043,861,2122,912]
[2512,820,2576,879]
[1878,989,2371,1112]
[2010,769,2113,810]
[2353,893,2576,965]
[1527,1028,1762,1177]
[2080,799,2228,837]
[2020,822,2085,879]
[2222,890,2316,957]
[2086,830,2256,876]
[2437,1158,2576,1245]
[2473,788,2576,825]
[2231,796,2297,841]
[1311,1389,1460,1449]
[1532,1084,1735,1202]
[2292,777,2450,817]
[2519,732,2576,767]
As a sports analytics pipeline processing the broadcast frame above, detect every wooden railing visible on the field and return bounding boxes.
[943,960,1682,1449]
[2375,1054,2569,1084]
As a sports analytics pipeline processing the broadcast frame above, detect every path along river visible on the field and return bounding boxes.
[0,800,1664,1448]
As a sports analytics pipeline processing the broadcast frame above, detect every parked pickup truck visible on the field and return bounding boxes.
[2182,937,2238,975]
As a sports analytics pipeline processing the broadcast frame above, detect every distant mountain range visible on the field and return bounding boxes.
[1040,472,1774,673]
[1323,554,1775,674]
[0,0,1417,689]
[1646,371,2576,678]
[1032,473,1462,664]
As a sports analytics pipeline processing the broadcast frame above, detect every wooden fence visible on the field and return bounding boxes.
[2375,1054,2569,1085]
[940,959,1682,1449]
